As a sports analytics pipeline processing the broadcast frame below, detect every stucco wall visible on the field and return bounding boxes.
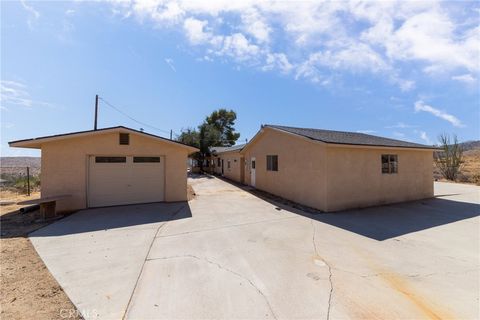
[325,145,434,211]
[242,128,328,211]
[241,127,434,212]
[41,131,189,212]
[216,152,244,183]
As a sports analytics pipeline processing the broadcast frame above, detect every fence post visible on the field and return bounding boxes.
[27,166,30,196]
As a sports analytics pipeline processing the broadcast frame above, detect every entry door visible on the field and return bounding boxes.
[88,155,165,207]
[250,157,256,187]
[221,159,224,175]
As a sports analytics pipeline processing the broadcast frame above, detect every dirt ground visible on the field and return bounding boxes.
[0,190,82,320]
[187,184,196,201]
[434,149,480,185]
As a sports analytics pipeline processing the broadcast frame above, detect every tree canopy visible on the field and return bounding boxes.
[177,108,241,168]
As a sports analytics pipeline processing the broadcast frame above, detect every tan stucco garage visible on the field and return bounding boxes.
[241,125,437,212]
[9,126,198,212]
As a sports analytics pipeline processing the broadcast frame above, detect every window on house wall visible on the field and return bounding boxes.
[266,155,278,171]
[119,133,130,145]
[227,160,231,169]
[218,158,221,166]
[382,154,398,174]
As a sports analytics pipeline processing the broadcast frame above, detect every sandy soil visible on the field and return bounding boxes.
[187,184,196,201]
[0,191,82,320]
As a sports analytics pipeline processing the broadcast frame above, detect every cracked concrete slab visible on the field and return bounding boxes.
[30,177,479,319]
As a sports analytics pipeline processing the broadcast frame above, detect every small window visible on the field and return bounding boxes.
[227,160,231,169]
[119,133,130,145]
[382,154,398,174]
[267,155,278,171]
[217,158,221,166]
[95,156,126,163]
[133,157,160,163]
[251,160,256,169]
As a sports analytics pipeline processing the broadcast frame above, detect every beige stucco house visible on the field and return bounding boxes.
[210,144,246,183]
[9,126,198,212]
[241,125,436,212]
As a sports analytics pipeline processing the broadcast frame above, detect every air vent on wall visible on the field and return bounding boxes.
[119,133,130,145]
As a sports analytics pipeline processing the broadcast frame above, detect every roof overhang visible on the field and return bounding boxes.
[9,126,199,154]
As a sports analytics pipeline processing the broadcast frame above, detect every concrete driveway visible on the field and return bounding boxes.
[30,177,479,319]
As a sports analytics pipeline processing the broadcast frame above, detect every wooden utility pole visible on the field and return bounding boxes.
[94,94,99,130]
[26,167,30,196]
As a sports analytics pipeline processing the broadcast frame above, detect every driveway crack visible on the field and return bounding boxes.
[311,220,333,320]
[147,254,277,319]
[122,204,187,320]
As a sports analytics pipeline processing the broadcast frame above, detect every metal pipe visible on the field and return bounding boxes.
[20,204,39,214]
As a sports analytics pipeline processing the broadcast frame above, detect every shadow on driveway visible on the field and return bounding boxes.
[213,175,480,241]
[30,202,192,237]
[306,198,479,241]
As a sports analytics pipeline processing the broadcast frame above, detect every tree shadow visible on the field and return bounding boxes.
[28,202,192,238]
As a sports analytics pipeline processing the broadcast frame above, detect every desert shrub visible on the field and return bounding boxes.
[15,176,40,192]
[472,173,480,186]
[434,134,464,181]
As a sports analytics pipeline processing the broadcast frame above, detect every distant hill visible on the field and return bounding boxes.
[0,157,41,176]
[0,157,41,168]
[460,140,480,151]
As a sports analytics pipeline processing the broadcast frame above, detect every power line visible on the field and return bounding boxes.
[97,96,238,144]
[98,96,175,136]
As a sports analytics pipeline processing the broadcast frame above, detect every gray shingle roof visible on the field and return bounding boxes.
[210,144,246,154]
[266,125,436,149]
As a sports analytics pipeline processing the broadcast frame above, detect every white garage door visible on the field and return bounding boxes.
[88,155,165,207]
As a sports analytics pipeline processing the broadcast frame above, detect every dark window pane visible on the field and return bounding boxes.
[96,156,126,163]
[252,160,256,169]
[119,133,130,145]
[133,157,161,163]
[272,155,278,171]
[381,154,398,174]
[267,155,278,171]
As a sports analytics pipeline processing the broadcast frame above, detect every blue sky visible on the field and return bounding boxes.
[1,0,479,156]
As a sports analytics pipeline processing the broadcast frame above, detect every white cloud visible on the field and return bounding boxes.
[241,8,270,43]
[218,33,260,61]
[183,18,210,45]
[451,73,476,84]
[414,100,464,127]
[0,80,51,109]
[20,0,40,29]
[418,130,432,144]
[385,122,417,129]
[108,1,480,89]
[164,58,176,72]
[262,53,293,74]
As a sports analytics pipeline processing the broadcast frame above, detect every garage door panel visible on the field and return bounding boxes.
[88,156,165,207]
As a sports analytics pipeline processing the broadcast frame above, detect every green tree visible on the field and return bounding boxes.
[177,109,241,171]
[176,127,200,149]
[434,133,464,181]
[203,109,241,147]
